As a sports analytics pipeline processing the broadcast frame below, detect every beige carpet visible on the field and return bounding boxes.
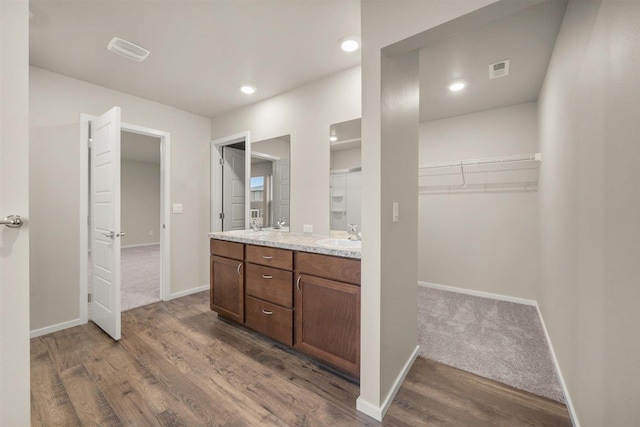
[417,285,565,403]
[88,244,161,313]
[120,245,161,311]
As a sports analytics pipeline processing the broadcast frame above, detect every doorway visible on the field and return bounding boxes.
[79,113,171,333]
[210,131,252,232]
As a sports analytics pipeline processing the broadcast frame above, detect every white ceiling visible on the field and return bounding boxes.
[419,0,567,122]
[121,131,160,164]
[29,0,360,118]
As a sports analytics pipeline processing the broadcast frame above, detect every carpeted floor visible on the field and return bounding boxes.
[120,244,161,311]
[417,285,565,403]
[88,244,160,313]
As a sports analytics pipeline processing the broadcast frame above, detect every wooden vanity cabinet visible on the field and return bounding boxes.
[244,245,294,346]
[294,252,361,378]
[210,240,244,323]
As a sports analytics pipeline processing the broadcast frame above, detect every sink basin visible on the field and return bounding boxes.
[316,238,361,249]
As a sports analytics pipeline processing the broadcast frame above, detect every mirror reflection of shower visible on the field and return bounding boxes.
[329,118,361,233]
[251,135,290,231]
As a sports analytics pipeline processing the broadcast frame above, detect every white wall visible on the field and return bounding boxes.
[538,0,640,425]
[121,159,160,247]
[0,0,30,424]
[29,67,212,331]
[359,0,499,418]
[331,147,361,170]
[419,102,539,299]
[210,66,361,234]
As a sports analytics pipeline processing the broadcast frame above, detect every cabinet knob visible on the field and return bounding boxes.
[262,275,273,279]
[296,275,302,292]
[261,309,273,315]
[262,256,273,260]
[237,263,242,275]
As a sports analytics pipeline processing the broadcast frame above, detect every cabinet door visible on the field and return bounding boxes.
[295,274,360,378]
[210,255,244,323]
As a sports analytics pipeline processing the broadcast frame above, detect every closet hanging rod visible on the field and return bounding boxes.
[419,153,541,171]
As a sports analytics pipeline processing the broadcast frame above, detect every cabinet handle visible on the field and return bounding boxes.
[296,275,302,292]
[262,256,273,260]
[262,275,273,279]
[237,263,242,275]
[261,309,273,315]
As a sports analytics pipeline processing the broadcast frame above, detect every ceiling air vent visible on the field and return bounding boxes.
[107,37,150,62]
[489,59,510,79]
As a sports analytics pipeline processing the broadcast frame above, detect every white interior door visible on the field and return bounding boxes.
[273,159,290,224]
[222,146,246,230]
[90,106,122,340]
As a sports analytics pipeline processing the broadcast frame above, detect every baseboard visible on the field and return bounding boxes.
[30,317,85,339]
[121,242,160,249]
[167,284,210,300]
[356,345,419,421]
[535,303,580,427]
[418,281,536,306]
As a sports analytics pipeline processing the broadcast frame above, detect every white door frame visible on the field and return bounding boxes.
[210,131,251,232]
[79,114,171,324]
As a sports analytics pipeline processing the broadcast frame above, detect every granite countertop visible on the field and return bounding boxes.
[208,229,361,259]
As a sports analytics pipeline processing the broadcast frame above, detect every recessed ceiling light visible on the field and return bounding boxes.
[107,37,150,62]
[449,82,466,92]
[240,85,256,95]
[329,136,338,142]
[340,37,360,53]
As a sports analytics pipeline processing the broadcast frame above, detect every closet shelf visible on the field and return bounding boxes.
[419,153,541,193]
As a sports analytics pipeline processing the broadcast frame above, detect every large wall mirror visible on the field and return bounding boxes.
[251,135,290,231]
[329,118,361,232]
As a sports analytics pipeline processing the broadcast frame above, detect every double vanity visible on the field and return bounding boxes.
[208,229,361,378]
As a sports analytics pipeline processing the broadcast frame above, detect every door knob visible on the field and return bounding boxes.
[103,230,115,239]
[117,232,126,237]
[1,215,24,228]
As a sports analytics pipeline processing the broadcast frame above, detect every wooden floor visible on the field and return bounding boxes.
[31,291,572,426]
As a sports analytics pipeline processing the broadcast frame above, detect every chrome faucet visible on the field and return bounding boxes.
[250,219,262,232]
[273,217,286,230]
[348,224,362,241]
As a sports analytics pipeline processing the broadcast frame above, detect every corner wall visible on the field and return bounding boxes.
[359,0,498,418]
[29,67,212,331]
[210,66,361,235]
[419,103,539,300]
[538,0,640,425]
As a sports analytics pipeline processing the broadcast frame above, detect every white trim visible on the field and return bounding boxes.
[210,131,251,232]
[167,284,210,300]
[252,150,280,161]
[30,318,84,339]
[418,281,537,306]
[356,345,419,421]
[535,303,580,427]
[80,114,171,328]
[121,242,160,249]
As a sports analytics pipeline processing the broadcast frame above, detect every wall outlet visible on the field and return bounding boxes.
[393,202,399,223]
[303,224,313,233]
[172,203,183,214]
[149,230,154,236]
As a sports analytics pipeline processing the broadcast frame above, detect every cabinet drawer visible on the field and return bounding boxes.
[245,264,293,308]
[210,239,244,260]
[295,252,360,286]
[246,245,293,270]
[245,296,293,346]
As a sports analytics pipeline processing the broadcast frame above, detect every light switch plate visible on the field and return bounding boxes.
[172,203,183,214]
[393,202,399,222]
[303,224,313,233]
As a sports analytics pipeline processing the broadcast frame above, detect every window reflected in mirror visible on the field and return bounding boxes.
[251,135,290,231]
[330,118,361,233]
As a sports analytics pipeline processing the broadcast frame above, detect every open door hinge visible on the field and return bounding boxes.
[219,158,224,165]
[219,212,225,220]
[88,293,92,303]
